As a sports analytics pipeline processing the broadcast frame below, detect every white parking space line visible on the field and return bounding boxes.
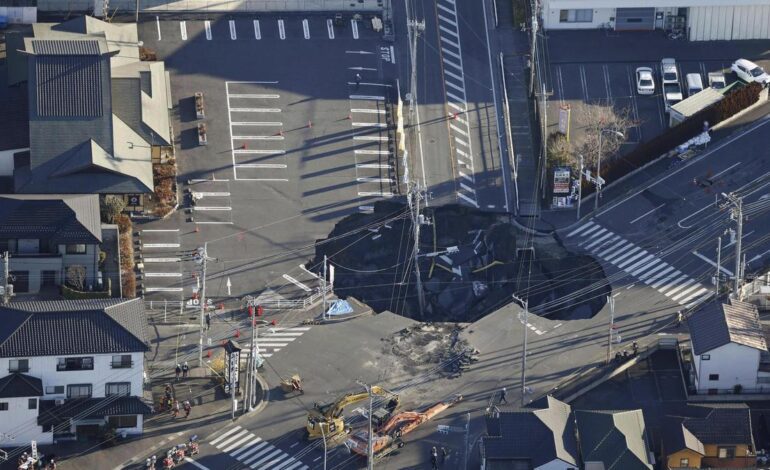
[351,108,386,114]
[232,135,284,140]
[229,20,237,40]
[194,207,232,211]
[229,93,280,99]
[602,65,612,103]
[204,20,212,40]
[233,149,286,155]
[146,287,184,292]
[230,108,281,113]
[278,19,286,40]
[349,94,385,100]
[327,19,335,39]
[156,16,162,40]
[626,65,642,142]
[145,273,184,278]
[144,257,181,263]
[180,21,187,41]
[235,163,287,168]
[579,65,589,102]
[302,19,310,39]
[143,243,180,248]
[351,19,359,39]
[555,66,565,106]
[232,121,282,126]
[352,122,387,128]
[253,20,261,39]
[353,135,388,141]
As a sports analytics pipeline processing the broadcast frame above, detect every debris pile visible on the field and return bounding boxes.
[386,324,479,378]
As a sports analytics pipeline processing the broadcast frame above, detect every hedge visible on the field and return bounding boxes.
[62,285,111,300]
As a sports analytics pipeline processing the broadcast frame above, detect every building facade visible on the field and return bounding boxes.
[542,0,770,40]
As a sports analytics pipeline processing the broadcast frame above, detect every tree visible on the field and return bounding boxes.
[66,265,87,291]
[574,104,634,170]
[547,133,574,168]
[100,195,126,224]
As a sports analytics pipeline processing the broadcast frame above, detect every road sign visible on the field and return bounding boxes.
[31,441,38,460]
[558,105,571,141]
[226,277,232,296]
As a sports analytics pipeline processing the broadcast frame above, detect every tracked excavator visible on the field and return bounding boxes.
[306,386,399,441]
[345,394,463,459]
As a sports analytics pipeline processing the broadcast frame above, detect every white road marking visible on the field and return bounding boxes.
[278,19,286,40]
[353,135,388,141]
[145,287,184,292]
[351,108,386,114]
[358,191,394,197]
[441,35,460,48]
[205,20,212,40]
[229,20,237,40]
[630,203,665,224]
[347,82,392,87]
[437,3,455,15]
[302,18,310,39]
[355,150,390,155]
[232,122,282,126]
[390,45,395,64]
[253,20,261,39]
[156,16,162,40]
[229,93,280,98]
[357,177,393,183]
[439,25,458,37]
[235,163,287,168]
[351,19,359,39]
[442,47,462,61]
[233,149,286,155]
[180,21,187,40]
[327,19,335,39]
[193,207,232,211]
[349,94,385,100]
[567,221,598,238]
[144,257,181,263]
[352,122,387,128]
[193,192,231,197]
[143,243,180,248]
[692,250,733,276]
[230,108,281,112]
[210,427,243,446]
[282,274,312,292]
[458,192,479,207]
[184,457,209,469]
[142,229,180,232]
[232,135,284,140]
[438,14,457,27]
[145,273,183,278]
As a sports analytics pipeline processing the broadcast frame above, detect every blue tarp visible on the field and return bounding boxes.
[326,300,353,316]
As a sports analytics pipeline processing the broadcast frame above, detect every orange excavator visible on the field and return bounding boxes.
[345,394,463,459]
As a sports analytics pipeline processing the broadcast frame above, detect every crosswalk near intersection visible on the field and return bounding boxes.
[566,220,713,309]
[209,426,309,470]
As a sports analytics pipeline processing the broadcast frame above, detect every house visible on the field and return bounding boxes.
[540,1,770,40]
[687,299,769,394]
[0,194,104,294]
[480,396,579,470]
[0,299,151,445]
[663,405,756,469]
[574,409,654,470]
[3,16,172,211]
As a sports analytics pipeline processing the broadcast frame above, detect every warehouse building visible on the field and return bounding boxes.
[542,0,770,40]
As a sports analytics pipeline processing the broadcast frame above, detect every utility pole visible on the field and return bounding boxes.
[576,155,584,221]
[512,294,528,406]
[135,0,139,23]
[322,255,328,320]
[529,0,538,96]
[408,184,426,317]
[539,83,548,199]
[1,251,9,305]
[356,380,374,470]
[722,193,744,298]
[198,243,214,366]
[407,16,425,119]
[715,235,722,298]
[606,295,615,364]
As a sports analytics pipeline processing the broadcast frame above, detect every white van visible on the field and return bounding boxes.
[686,73,704,97]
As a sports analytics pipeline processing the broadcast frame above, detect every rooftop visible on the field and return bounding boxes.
[0,194,102,244]
[689,299,767,355]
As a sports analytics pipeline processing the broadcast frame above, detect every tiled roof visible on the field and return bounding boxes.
[38,396,152,426]
[481,396,578,467]
[574,409,652,470]
[31,39,101,56]
[0,194,101,244]
[0,373,43,398]
[682,406,753,446]
[0,299,148,357]
[689,300,767,355]
[34,51,105,118]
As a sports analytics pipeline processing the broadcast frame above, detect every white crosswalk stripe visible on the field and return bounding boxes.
[210,427,309,470]
[240,326,311,358]
[565,221,712,308]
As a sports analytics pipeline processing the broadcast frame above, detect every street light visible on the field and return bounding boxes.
[595,128,624,210]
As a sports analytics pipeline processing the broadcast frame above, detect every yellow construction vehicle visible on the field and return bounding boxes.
[306,386,399,441]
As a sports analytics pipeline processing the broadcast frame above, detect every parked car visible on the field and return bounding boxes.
[731,58,770,85]
[708,72,726,89]
[686,73,704,96]
[635,67,655,95]
[663,83,683,112]
[661,58,679,85]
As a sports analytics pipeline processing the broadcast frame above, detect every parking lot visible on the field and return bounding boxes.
[137,14,398,305]
[543,30,770,153]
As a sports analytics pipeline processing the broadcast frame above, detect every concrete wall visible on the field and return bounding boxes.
[689,4,770,40]
[543,7,614,30]
[0,7,37,23]
[694,342,761,392]
[0,149,27,176]
[0,396,53,447]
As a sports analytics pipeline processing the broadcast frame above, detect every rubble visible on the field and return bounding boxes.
[385,324,479,378]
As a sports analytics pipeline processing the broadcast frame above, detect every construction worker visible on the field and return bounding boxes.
[355,73,361,88]
[182,362,189,379]
[499,387,508,404]
[183,400,192,418]
[430,447,438,470]
[677,310,684,327]
[175,364,182,381]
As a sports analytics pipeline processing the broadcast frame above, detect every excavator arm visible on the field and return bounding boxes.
[313,386,398,420]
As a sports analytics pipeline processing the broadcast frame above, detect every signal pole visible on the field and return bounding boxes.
[576,155,584,221]
[197,243,215,366]
[1,251,10,305]
[408,183,426,317]
[722,193,744,298]
[512,294,528,406]
[715,235,722,298]
[606,295,616,364]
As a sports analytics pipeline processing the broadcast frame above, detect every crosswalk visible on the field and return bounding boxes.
[209,426,309,470]
[242,325,311,358]
[566,220,713,309]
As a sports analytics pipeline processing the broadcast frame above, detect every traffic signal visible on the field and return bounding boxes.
[257,305,264,317]
[248,305,254,317]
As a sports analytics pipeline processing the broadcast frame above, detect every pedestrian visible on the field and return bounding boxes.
[632,341,639,356]
[175,364,181,381]
[677,310,684,327]
[430,447,438,470]
[499,387,507,404]
[183,400,192,418]
[205,312,211,330]
[355,73,361,88]
[171,400,180,418]
[182,362,189,379]
[441,447,447,465]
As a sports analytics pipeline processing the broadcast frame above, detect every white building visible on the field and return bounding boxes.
[688,299,770,394]
[0,299,150,447]
[542,0,770,40]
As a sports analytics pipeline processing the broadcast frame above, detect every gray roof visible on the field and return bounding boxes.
[39,396,152,426]
[670,87,725,119]
[682,405,753,446]
[0,194,102,244]
[0,373,43,398]
[689,300,767,355]
[482,396,578,467]
[0,299,148,357]
[575,409,652,470]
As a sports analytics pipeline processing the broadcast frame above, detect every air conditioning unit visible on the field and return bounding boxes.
[54,399,65,406]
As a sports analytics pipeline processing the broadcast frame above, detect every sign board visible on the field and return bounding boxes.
[223,340,242,395]
[31,441,38,460]
[127,194,141,206]
[553,167,571,194]
[558,105,571,140]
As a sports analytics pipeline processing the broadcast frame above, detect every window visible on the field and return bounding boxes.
[67,384,92,399]
[9,359,29,373]
[105,382,131,397]
[65,244,87,254]
[28,398,37,410]
[679,457,689,467]
[701,354,711,360]
[107,415,138,428]
[718,446,736,458]
[57,357,93,371]
[559,9,593,23]
[111,355,133,369]
[0,403,7,411]
[45,386,64,395]
[709,374,719,381]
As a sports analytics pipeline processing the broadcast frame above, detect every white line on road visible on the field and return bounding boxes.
[180,21,187,40]
[144,258,181,263]
[253,19,261,39]
[156,16,162,40]
[193,192,231,197]
[193,207,232,211]
[352,122,387,128]
[234,163,287,168]
[327,19,335,39]
[439,24,458,37]
[351,19,359,39]
[142,229,180,232]
[458,192,479,207]
[232,135,284,140]
[437,3,455,16]
[145,287,184,292]
[358,191,394,197]
[346,50,374,55]
[302,18,310,39]
[278,19,286,40]
[145,273,183,278]
[233,149,285,155]
[358,163,392,168]
[347,82,392,87]
[184,457,209,470]
[353,135,388,141]
[357,177,394,183]
[349,94,385,100]
[229,93,280,98]
[205,20,212,40]
[630,203,665,224]
[195,221,235,225]
[438,14,457,27]
[355,150,390,155]
[229,20,237,40]
[230,108,281,113]
[351,108,386,114]
[283,274,312,292]
[232,122,282,126]
[692,250,733,276]
[143,243,180,248]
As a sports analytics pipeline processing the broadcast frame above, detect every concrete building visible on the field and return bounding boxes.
[541,0,770,40]
[0,299,150,446]
[688,299,770,394]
